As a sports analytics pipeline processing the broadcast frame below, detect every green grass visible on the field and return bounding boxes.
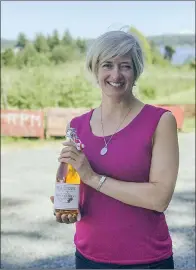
[137,65,195,102]
[144,88,195,105]
[1,136,63,149]
[182,117,195,133]
[1,60,99,109]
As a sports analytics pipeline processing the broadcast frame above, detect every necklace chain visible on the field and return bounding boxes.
[100,105,133,151]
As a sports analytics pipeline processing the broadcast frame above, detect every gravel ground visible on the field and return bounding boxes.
[1,132,195,269]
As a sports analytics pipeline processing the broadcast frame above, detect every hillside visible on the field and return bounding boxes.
[1,39,16,50]
[148,34,195,47]
[86,34,195,49]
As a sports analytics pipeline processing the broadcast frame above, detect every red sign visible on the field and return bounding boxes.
[1,109,44,138]
[45,108,89,138]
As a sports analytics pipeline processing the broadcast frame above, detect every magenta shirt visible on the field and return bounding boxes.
[70,104,173,264]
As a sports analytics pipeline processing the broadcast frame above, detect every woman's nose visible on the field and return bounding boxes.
[110,67,122,80]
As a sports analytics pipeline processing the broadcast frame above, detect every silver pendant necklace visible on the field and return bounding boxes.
[100,105,133,156]
[100,146,108,156]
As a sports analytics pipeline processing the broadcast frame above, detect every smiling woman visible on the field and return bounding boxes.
[97,56,134,97]
[51,30,179,269]
[86,30,144,86]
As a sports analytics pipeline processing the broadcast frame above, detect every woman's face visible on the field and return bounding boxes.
[97,54,135,98]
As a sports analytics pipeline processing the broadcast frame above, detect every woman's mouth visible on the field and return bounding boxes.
[107,82,124,88]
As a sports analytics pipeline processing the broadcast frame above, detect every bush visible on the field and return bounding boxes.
[130,27,153,64]
[2,64,98,109]
[51,45,77,64]
[15,47,51,69]
[15,44,37,67]
[151,50,170,67]
[189,60,196,70]
[137,65,194,101]
[1,48,16,66]
[138,84,156,99]
[2,61,194,110]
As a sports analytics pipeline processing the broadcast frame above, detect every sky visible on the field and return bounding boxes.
[1,1,195,40]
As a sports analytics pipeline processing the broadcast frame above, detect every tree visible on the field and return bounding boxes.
[46,30,60,50]
[164,45,175,61]
[51,45,74,64]
[129,26,152,64]
[15,43,38,67]
[75,38,87,53]
[50,29,60,50]
[34,33,49,53]
[46,34,53,50]
[15,32,28,48]
[61,30,73,47]
[189,59,195,70]
[1,48,15,66]
[149,40,169,66]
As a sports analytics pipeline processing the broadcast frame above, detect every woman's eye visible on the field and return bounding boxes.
[103,63,112,69]
[121,65,131,69]
[102,64,131,70]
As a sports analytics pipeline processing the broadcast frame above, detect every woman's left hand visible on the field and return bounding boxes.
[58,141,95,183]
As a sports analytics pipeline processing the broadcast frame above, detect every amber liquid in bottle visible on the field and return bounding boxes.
[54,128,81,220]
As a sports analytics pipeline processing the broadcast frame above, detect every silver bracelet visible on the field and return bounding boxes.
[97,175,107,192]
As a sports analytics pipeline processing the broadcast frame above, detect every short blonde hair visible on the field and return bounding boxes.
[86,30,144,83]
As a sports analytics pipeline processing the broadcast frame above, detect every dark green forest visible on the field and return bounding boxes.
[1,33,195,50]
[1,27,195,111]
[1,27,195,70]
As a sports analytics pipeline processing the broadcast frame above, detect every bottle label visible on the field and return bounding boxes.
[54,183,79,210]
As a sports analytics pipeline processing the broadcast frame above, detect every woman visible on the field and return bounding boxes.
[51,30,179,269]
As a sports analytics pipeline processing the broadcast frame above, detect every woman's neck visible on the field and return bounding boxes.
[100,94,137,119]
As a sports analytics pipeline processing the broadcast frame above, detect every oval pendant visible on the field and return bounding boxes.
[100,146,108,156]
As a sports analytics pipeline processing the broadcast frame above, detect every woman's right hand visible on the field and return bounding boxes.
[50,196,81,224]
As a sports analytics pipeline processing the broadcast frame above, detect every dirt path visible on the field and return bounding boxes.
[1,132,195,269]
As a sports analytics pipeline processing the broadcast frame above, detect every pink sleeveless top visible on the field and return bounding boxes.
[70,104,173,265]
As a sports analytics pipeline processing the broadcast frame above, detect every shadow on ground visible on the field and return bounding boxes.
[1,252,195,269]
[171,190,195,204]
[167,190,195,268]
[173,253,195,269]
[1,191,195,269]
[1,254,75,269]
[169,224,195,269]
[1,230,48,240]
[1,197,30,209]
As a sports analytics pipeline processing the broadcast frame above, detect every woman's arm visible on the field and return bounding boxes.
[86,112,179,212]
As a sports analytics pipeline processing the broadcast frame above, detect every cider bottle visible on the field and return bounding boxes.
[54,128,82,221]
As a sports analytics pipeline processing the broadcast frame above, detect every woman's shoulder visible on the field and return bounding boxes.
[148,103,171,113]
[142,104,172,122]
[142,104,176,139]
